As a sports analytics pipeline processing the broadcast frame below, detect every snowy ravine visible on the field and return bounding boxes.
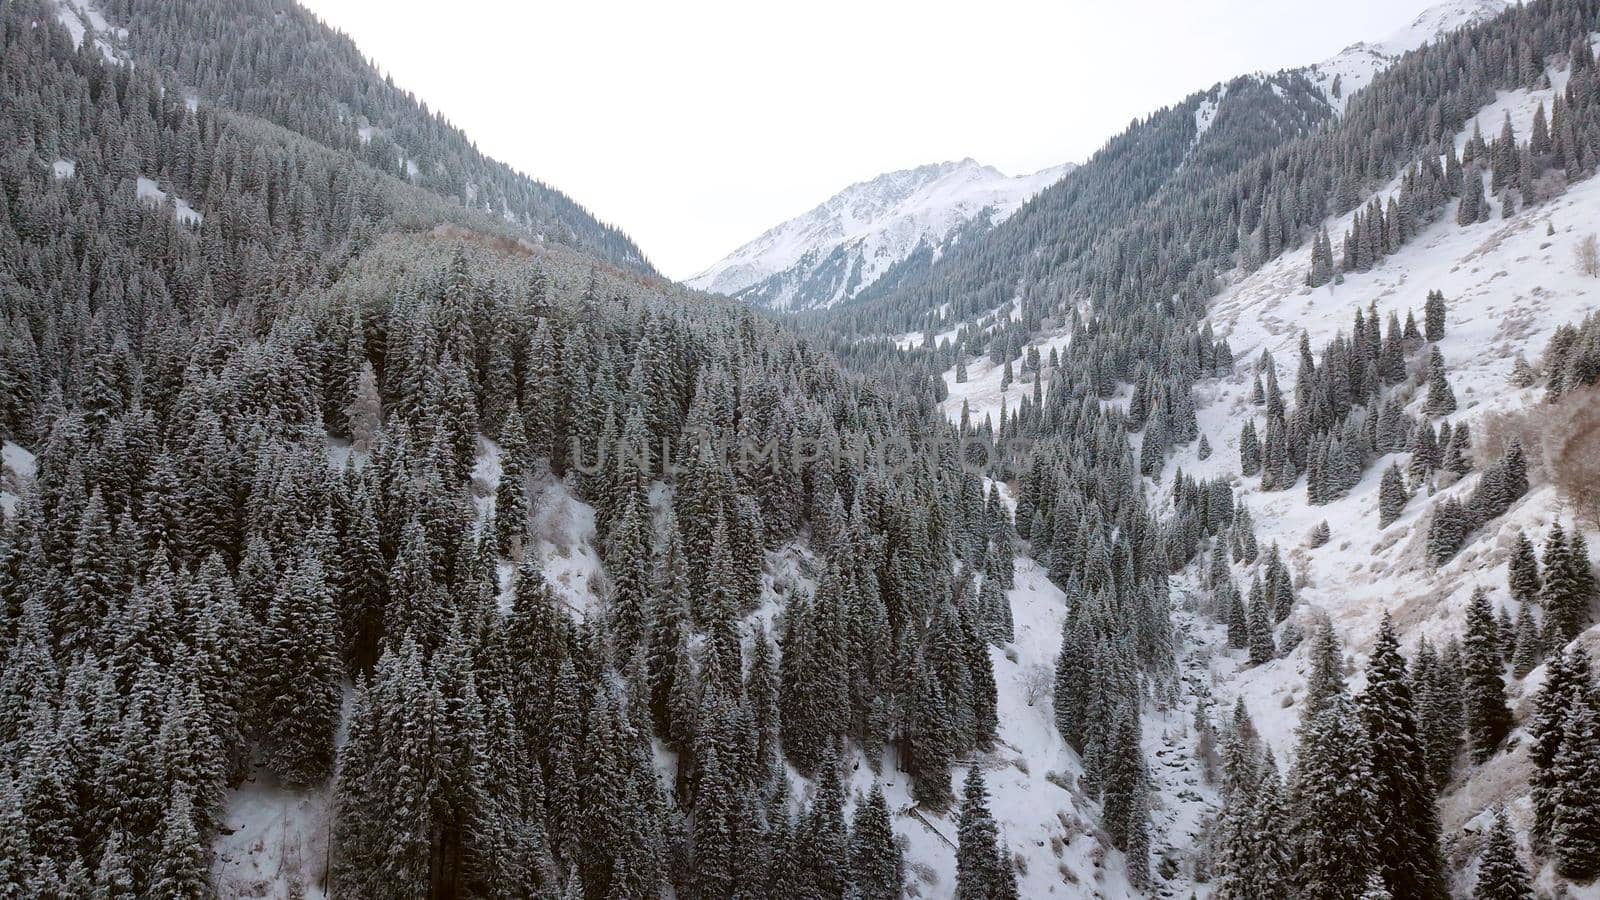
[688,159,1075,312]
[208,433,1219,897]
[1159,55,1600,894]
[926,47,1600,898]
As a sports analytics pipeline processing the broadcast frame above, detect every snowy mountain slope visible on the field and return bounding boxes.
[53,0,129,65]
[924,50,1600,896]
[1302,0,1512,114]
[1154,63,1600,894]
[689,159,1074,311]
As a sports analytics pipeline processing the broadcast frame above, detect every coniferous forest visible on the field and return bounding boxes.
[3,0,1600,897]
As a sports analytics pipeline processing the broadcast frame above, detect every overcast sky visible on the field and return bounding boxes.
[298,0,1445,278]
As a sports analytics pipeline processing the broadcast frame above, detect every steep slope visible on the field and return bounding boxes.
[1304,0,1513,114]
[83,0,654,273]
[832,0,1516,341]
[1166,63,1600,893]
[689,159,1073,311]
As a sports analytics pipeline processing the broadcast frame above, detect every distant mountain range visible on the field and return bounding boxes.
[693,0,1511,316]
[687,159,1075,311]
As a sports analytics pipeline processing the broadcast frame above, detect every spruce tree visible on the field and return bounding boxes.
[1473,805,1533,900]
[1463,588,1512,761]
[1378,463,1407,528]
[1423,347,1457,416]
[1358,615,1447,899]
[495,407,530,557]
[1292,693,1378,898]
[258,552,342,786]
[1507,530,1540,605]
[1543,523,1595,648]
[848,784,904,900]
[1102,706,1150,890]
[146,788,209,900]
[1424,291,1446,342]
[1247,588,1275,665]
[1550,696,1600,881]
[955,768,1017,900]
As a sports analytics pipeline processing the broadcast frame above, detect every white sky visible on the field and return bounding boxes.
[298,0,1446,279]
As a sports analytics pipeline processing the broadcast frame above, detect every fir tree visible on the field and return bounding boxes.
[1473,805,1533,900]
[955,768,1017,900]
[849,784,904,900]
[1358,615,1447,899]
[1463,588,1512,761]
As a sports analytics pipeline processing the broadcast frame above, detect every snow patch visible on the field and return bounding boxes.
[1158,61,1600,864]
[1193,86,1226,141]
[939,325,1074,428]
[212,776,331,900]
[54,0,128,64]
[136,176,203,226]
[1,441,36,518]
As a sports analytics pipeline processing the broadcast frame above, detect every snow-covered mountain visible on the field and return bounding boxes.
[687,158,1075,311]
[1304,0,1511,113]
[932,31,1600,898]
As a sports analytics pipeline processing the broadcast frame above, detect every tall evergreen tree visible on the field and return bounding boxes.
[954,768,1018,900]
[1473,805,1533,900]
[1462,588,1512,762]
[848,784,904,900]
[1358,615,1447,899]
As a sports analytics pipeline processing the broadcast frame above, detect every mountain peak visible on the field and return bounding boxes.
[1306,0,1511,113]
[688,158,1074,309]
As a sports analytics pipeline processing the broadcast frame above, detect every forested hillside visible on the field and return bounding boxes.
[812,0,1600,895]
[2,0,1600,897]
[0,2,1023,896]
[84,0,650,272]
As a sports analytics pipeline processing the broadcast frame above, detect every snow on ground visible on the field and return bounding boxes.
[818,553,1146,898]
[1142,60,1600,890]
[54,0,127,64]
[1,441,36,518]
[938,326,1074,428]
[51,158,76,179]
[689,159,1075,310]
[213,776,332,900]
[136,176,204,226]
[744,480,1209,896]
[469,437,604,617]
[1303,0,1511,115]
[912,59,1600,892]
[1193,85,1226,143]
[213,439,604,898]
[524,472,604,616]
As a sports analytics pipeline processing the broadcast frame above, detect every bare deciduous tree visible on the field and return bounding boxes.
[1021,663,1054,707]
[1543,384,1600,526]
[1576,233,1600,277]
